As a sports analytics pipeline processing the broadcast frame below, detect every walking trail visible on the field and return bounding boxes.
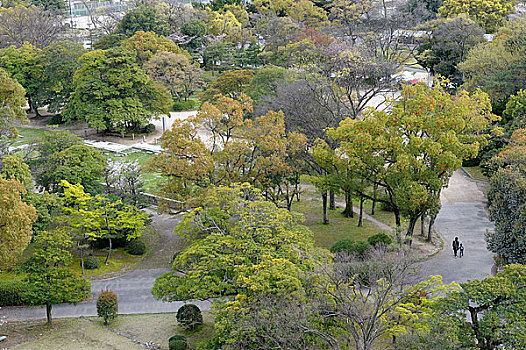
[418,171,495,284]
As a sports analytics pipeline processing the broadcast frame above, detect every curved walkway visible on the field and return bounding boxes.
[1,209,212,322]
[418,171,495,285]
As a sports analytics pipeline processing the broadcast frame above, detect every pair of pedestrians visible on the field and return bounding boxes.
[452,237,464,258]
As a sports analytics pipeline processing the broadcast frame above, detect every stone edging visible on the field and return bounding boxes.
[459,167,489,183]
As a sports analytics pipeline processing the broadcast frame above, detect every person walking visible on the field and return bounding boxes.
[452,237,460,257]
[459,243,464,258]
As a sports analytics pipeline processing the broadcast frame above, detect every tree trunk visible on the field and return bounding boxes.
[342,190,354,218]
[358,196,364,227]
[46,303,52,324]
[371,183,378,215]
[322,192,329,225]
[405,217,418,246]
[427,214,436,242]
[329,190,336,210]
[80,246,85,275]
[420,215,426,236]
[394,208,401,227]
[105,236,112,265]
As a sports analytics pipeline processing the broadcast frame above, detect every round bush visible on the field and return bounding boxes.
[176,304,203,330]
[143,123,156,134]
[330,239,356,253]
[169,335,187,350]
[127,239,146,256]
[84,256,101,270]
[330,239,370,258]
[367,233,392,247]
[0,278,26,306]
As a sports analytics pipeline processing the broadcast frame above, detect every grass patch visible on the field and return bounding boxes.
[291,198,387,249]
[6,313,215,350]
[69,249,141,279]
[463,166,488,181]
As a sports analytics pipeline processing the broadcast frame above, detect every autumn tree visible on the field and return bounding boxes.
[330,83,496,244]
[143,50,203,102]
[0,177,37,271]
[0,5,64,49]
[438,0,516,33]
[63,48,171,133]
[200,69,254,101]
[149,94,306,208]
[22,229,90,324]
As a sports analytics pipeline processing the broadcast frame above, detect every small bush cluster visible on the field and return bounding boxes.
[169,335,187,350]
[97,289,118,325]
[176,304,203,330]
[330,239,370,258]
[142,123,156,134]
[0,278,26,306]
[367,233,392,247]
[84,256,101,270]
[331,233,392,259]
[173,100,196,111]
[127,239,146,256]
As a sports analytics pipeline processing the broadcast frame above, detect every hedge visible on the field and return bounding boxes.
[0,278,26,306]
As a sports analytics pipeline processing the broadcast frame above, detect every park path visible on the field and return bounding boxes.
[418,171,495,285]
[0,209,212,322]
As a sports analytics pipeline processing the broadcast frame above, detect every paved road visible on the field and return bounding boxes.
[418,171,495,285]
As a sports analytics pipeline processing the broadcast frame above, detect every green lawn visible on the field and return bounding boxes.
[463,166,488,181]
[291,197,388,249]
[6,313,215,350]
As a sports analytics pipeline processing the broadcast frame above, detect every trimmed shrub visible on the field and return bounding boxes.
[330,239,370,258]
[367,233,392,247]
[142,123,156,134]
[48,113,65,125]
[176,304,203,330]
[97,289,118,325]
[127,239,146,256]
[173,100,196,111]
[0,278,26,306]
[169,335,187,350]
[84,256,101,270]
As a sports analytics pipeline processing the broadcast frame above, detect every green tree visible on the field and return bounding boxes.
[459,18,526,112]
[0,43,44,115]
[438,0,516,33]
[330,83,496,243]
[121,31,188,62]
[143,50,203,102]
[63,48,171,133]
[0,155,31,189]
[0,177,37,271]
[151,183,319,302]
[246,65,289,103]
[39,40,87,114]
[30,0,65,11]
[22,229,90,324]
[414,264,526,350]
[116,4,169,37]
[0,66,26,139]
[60,180,147,271]
[24,191,63,234]
[35,144,107,193]
[416,15,485,87]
